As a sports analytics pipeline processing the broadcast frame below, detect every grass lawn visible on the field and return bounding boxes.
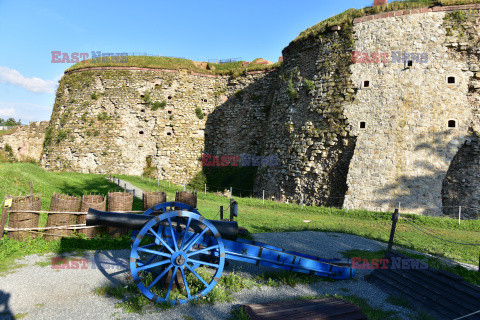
[1,163,479,286]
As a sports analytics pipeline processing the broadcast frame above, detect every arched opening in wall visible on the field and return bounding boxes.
[359,121,366,129]
[139,130,144,135]
[141,109,145,113]
[406,60,413,67]
[203,99,207,103]
[442,133,480,219]
[168,110,172,114]
[447,76,456,84]
[168,96,172,100]
[448,120,457,128]
[363,81,370,88]
[166,132,172,136]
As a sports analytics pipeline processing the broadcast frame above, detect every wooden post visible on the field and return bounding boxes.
[388,209,400,251]
[220,206,224,220]
[0,198,12,240]
[478,252,480,274]
[459,206,462,225]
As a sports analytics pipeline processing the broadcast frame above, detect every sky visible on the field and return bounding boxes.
[0,0,373,123]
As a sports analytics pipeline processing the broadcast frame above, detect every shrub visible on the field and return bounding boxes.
[97,112,110,121]
[56,130,68,143]
[304,79,315,92]
[287,80,299,100]
[195,107,205,119]
[91,92,100,100]
[151,101,166,111]
[4,144,12,154]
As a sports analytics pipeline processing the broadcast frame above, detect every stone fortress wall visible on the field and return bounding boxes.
[0,121,49,161]
[8,3,479,216]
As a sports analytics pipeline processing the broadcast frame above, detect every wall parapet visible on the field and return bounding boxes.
[64,66,277,78]
[353,4,480,24]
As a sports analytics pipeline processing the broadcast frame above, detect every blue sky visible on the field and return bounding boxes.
[0,0,373,123]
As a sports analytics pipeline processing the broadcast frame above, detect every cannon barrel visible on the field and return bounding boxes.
[86,208,238,240]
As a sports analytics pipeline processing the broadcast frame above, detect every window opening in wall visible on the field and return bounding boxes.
[203,98,207,102]
[407,60,413,67]
[167,132,172,136]
[139,130,144,134]
[448,120,456,128]
[363,81,370,88]
[168,110,172,114]
[359,121,366,129]
[168,96,172,100]
[447,77,456,84]
[141,109,145,112]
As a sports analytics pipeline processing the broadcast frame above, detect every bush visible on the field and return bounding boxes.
[4,144,13,154]
[151,101,166,111]
[188,170,207,191]
[91,92,100,100]
[304,79,315,92]
[97,112,110,121]
[56,130,68,143]
[195,107,204,119]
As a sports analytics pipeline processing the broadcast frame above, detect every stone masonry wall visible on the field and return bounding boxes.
[41,69,269,185]
[253,25,357,207]
[344,10,480,215]
[0,121,48,161]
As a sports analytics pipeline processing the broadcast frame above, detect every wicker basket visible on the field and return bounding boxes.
[175,191,197,209]
[7,195,41,241]
[78,195,106,238]
[107,192,133,237]
[143,191,167,211]
[44,194,81,241]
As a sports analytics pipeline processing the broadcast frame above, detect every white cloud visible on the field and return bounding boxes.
[0,66,57,93]
[0,107,16,118]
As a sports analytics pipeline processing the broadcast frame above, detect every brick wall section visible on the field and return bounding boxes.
[353,4,480,24]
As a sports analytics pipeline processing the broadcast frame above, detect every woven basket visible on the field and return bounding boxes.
[7,195,41,241]
[143,191,167,211]
[175,191,197,209]
[78,195,106,238]
[107,192,133,237]
[44,194,81,241]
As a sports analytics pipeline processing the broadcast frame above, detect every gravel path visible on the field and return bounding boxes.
[0,232,421,320]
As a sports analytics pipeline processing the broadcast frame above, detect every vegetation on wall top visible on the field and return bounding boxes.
[65,56,281,77]
[290,0,480,46]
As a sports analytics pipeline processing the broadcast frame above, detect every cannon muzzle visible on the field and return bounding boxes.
[86,208,238,240]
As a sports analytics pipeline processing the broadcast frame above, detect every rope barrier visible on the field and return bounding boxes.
[400,216,480,246]
[6,210,143,215]
[4,224,100,231]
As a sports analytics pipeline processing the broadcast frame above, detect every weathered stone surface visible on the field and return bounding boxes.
[0,121,48,161]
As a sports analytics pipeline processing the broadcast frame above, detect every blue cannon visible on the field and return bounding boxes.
[86,202,355,305]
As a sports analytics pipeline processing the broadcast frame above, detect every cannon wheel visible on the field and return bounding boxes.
[130,211,225,305]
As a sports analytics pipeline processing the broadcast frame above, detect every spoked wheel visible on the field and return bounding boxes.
[131,202,201,242]
[130,211,225,305]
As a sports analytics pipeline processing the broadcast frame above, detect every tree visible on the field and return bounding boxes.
[0,118,21,126]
